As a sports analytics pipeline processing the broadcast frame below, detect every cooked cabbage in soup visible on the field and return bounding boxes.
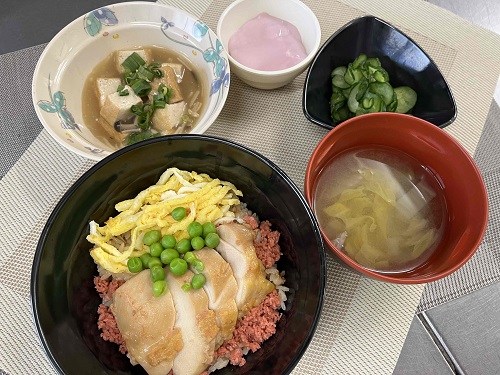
[313,147,447,272]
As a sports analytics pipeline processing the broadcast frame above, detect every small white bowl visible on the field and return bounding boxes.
[217,0,321,90]
[32,2,230,161]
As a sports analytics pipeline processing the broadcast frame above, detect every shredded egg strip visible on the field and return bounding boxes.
[87,168,242,274]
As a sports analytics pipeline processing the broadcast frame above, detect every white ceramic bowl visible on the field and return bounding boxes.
[217,0,321,90]
[32,2,230,161]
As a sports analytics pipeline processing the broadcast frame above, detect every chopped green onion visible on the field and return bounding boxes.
[116,84,129,96]
[121,52,146,72]
[130,79,151,96]
[138,65,155,82]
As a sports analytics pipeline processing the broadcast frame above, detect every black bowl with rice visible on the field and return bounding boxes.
[31,135,326,375]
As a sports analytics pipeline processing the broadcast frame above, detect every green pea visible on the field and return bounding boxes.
[150,266,166,282]
[181,283,192,292]
[148,257,162,269]
[191,236,205,250]
[143,230,161,246]
[153,280,168,297]
[193,259,205,272]
[191,273,206,289]
[140,253,152,268]
[150,242,164,257]
[161,235,176,249]
[183,251,197,264]
[127,257,143,273]
[169,258,188,276]
[202,222,217,237]
[176,238,192,254]
[204,232,220,248]
[161,248,179,264]
[172,207,187,221]
[187,222,203,238]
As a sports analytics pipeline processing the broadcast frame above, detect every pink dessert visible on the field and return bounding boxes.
[228,12,307,71]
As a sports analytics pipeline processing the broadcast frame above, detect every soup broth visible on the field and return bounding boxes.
[82,46,206,149]
[313,147,447,273]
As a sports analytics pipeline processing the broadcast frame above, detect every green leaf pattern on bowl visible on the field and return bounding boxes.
[37,77,104,154]
[84,7,118,37]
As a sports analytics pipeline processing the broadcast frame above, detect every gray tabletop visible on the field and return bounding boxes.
[1,0,499,374]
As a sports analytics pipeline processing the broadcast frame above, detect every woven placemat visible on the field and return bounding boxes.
[2,0,500,374]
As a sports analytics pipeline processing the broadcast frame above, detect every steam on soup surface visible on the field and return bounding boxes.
[82,46,206,149]
[313,147,447,272]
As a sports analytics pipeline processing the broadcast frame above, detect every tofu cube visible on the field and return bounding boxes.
[100,85,142,125]
[150,65,184,104]
[115,49,152,73]
[95,78,122,108]
[151,101,186,133]
[162,63,185,83]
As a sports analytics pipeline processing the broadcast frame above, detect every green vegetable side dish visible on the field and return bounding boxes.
[191,273,206,289]
[127,257,143,273]
[170,258,188,276]
[153,280,168,297]
[330,53,417,122]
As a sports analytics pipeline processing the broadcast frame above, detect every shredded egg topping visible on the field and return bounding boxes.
[87,168,243,274]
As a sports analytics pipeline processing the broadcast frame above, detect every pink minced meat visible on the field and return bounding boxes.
[252,219,281,268]
[94,277,127,353]
[214,290,282,366]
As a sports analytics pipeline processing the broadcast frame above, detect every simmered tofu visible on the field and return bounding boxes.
[163,63,185,83]
[100,85,142,125]
[216,223,275,317]
[116,49,152,73]
[151,65,184,103]
[95,78,121,108]
[112,270,183,375]
[151,101,186,133]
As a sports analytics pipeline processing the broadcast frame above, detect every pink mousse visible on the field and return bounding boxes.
[228,12,307,71]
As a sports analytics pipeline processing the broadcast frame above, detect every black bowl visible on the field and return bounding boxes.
[303,16,457,129]
[31,135,326,375]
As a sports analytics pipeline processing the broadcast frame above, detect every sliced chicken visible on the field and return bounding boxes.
[111,269,183,375]
[216,222,275,317]
[167,270,219,375]
[192,247,238,346]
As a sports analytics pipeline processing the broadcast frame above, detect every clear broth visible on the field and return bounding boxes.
[82,46,206,150]
[313,147,447,273]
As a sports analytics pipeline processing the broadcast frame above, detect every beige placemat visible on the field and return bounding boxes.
[2,0,500,374]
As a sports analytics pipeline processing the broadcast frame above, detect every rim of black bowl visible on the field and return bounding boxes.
[302,15,458,130]
[30,134,327,375]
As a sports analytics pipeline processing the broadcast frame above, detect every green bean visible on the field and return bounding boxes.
[127,257,143,273]
[150,266,165,282]
[169,258,188,276]
[191,274,206,289]
[161,248,179,264]
[176,238,192,254]
[150,242,163,257]
[161,235,177,249]
[172,207,187,221]
[140,253,152,268]
[204,232,220,248]
[153,280,168,297]
[148,257,162,269]
[191,236,205,251]
[202,222,217,237]
[187,222,203,238]
[143,230,161,246]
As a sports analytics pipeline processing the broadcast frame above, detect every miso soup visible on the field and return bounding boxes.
[313,147,447,273]
[82,46,206,149]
